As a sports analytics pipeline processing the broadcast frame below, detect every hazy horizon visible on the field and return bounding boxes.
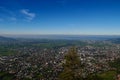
[0,34,120,40]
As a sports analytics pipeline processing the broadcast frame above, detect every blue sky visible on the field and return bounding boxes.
[0,0,120,35]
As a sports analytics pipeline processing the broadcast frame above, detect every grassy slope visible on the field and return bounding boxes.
[98,71,116,80]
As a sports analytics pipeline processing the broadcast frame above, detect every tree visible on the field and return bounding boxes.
[85,74,103,80]
[59,47,82,80]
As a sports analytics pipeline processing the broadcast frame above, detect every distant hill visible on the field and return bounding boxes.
[107,38,120,44]
[0,36,17,42]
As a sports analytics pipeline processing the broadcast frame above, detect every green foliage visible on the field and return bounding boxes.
[23,78,32,80]
[98,71,116,80]
[86,71,116,80]
[0,45,16,56]
[0,39,86,56]
[89,42,112,47]
[86,74,103,80]
[59,47,82,80]
[109,58,120,74]
[0,72,14,80]
[31,40,86,48]
[63,47,81,69]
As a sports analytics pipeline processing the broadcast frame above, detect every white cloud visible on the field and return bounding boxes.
[21,9,36,21]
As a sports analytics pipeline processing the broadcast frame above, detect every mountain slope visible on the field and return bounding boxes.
[0,36,16,42]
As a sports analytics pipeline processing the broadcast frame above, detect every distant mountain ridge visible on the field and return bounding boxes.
[0,36,16,42]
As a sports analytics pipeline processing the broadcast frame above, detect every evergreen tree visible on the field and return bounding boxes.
[59,47,82,80]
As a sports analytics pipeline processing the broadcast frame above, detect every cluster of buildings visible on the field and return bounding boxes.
[0,41,120,79]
